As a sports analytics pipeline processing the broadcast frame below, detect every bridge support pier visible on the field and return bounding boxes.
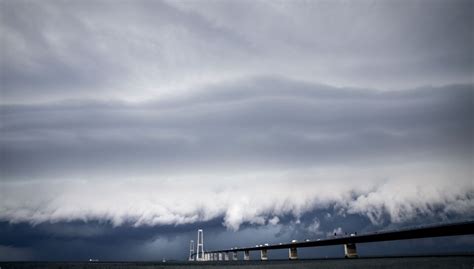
[232,251,238,260]
[219,253,223,261]
[260,249,268,260]
[289,247,298,260]
[224,252,229,261]
[244,250,250,260]
[214,253,218,261]
[344,243,358,258]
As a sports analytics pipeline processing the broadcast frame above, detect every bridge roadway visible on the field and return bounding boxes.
[201,220,474,259]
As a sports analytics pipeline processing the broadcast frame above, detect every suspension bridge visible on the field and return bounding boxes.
[187,220,474,261]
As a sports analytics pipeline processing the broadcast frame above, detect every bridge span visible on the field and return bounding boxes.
[192,220,474,261]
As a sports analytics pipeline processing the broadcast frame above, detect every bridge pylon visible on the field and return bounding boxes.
[188,240,195,261]
[196,229,204,261]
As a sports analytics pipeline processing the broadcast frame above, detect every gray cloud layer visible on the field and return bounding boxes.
[1,0,473,104]
[1,77,473,230]
[0,0,473,244]
[1,77,472,177]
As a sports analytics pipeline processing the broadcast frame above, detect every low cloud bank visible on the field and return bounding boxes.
[1,165,472,230]
[1,78,473,230]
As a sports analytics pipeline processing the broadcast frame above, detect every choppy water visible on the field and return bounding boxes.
[2,256,474,269]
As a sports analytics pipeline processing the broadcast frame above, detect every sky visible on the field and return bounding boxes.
[0,0,473,261]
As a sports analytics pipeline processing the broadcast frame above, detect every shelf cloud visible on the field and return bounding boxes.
[0,0,473,260]
[1,78,472,230]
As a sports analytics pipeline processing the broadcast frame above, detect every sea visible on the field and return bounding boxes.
[1,256,474,269]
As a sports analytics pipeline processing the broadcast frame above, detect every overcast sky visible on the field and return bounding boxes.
[1,0,473,261]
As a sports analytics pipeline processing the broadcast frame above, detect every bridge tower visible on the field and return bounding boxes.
[188,240,195,261]
[196,229,204,261]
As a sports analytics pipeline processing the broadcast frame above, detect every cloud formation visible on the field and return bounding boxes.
[1,78,472,230]
[1,0,472,104]
[1,2,473,261]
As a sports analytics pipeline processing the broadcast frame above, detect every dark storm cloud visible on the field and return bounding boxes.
[1,0,473,104]
[1,0,473,261]
[1,77,473,230]
[0,0,253,103]
[1,78,472,179]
